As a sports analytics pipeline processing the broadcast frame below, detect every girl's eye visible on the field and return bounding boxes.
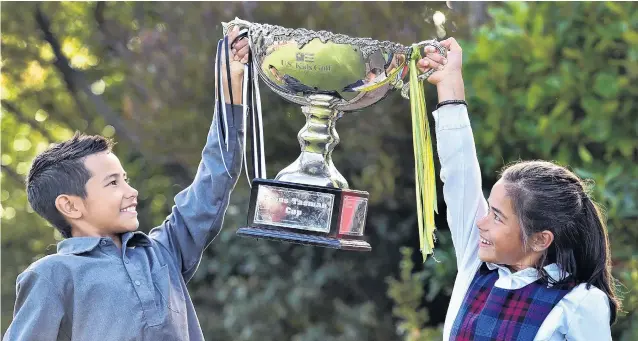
[109,180,117,186]
[488,207,502,223]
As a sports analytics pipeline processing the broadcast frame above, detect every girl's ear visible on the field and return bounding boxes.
[532,230,554,252]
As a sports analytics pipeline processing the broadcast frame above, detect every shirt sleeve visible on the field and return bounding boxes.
[149,104,245,282]
[565,288,612,340]
[432,104,487,274]
[3,270,67,341]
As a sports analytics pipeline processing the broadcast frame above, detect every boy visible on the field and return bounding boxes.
[4,28,250,340]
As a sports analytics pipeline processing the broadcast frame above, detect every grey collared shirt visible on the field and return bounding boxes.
[4,104,244,341]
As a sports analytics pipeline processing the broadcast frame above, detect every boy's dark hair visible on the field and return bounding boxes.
[26,133,114,238]
[500,160,621,324]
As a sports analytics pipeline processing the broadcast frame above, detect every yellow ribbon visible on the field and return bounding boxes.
[409,45,438,262]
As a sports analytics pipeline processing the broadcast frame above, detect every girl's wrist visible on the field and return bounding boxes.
[436,73,465,102]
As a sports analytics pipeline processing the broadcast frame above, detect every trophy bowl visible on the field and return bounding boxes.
[224,19,444,251]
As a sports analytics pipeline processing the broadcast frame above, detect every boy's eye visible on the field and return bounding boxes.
[109,180,117,186]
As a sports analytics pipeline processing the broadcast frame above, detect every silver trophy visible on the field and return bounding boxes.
[223,18,445,251]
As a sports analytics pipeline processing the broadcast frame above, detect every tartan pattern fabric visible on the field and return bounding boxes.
[450,264,574,341]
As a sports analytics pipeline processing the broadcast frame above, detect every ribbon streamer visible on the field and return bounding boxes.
[214,39,231,177]
[220,26,266,184]
[409,44,438,262]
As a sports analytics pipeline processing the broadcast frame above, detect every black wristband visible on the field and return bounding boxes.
[436,100,468,110]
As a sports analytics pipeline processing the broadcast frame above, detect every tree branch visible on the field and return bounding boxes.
[1,100,55,142]
[1,165,24,185]
[35,5,143,149]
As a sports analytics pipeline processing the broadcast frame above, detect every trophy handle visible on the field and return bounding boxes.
[400,40,447,100]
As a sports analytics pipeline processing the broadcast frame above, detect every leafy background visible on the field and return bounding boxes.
[2,2,636,340]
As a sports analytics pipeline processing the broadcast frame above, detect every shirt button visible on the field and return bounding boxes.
[134,280,141,286]
[100,240,107,246]
[124,259,130,264]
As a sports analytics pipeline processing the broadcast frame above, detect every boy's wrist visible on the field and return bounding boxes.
[223,74,244,104]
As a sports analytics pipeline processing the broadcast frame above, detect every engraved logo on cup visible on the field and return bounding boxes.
[296,52,315,63]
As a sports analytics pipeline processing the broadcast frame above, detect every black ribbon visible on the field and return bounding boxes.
[215,27,266,182]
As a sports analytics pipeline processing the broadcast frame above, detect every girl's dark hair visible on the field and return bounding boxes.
[500,160,620,324]
[26,133,114,238]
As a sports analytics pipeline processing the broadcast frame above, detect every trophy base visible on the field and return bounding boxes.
[236,227,371,251]
[237,178,371,252]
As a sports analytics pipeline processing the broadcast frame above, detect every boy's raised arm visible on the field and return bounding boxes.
[149,28,249,282]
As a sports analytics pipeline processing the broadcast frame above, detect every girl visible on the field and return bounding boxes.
[417,38,620,340]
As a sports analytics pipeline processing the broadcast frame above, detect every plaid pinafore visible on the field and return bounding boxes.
[450,263,574,341]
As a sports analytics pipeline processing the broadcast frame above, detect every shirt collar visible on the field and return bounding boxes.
[122,231,152,247]
[57,232,152,255]
[57,237,102,255]
[486,262,568,282]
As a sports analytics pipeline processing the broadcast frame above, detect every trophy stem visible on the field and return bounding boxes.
[275,94,348,189]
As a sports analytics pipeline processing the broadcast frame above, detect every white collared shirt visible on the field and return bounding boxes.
[432,105,612,341]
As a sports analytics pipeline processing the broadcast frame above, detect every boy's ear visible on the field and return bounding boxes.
[54,194,84,220]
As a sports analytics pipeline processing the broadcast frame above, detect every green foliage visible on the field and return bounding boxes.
[1,1,636,340]
[386,247,442,341]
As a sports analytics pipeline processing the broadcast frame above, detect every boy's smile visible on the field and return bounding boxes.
[120,202,138,214]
